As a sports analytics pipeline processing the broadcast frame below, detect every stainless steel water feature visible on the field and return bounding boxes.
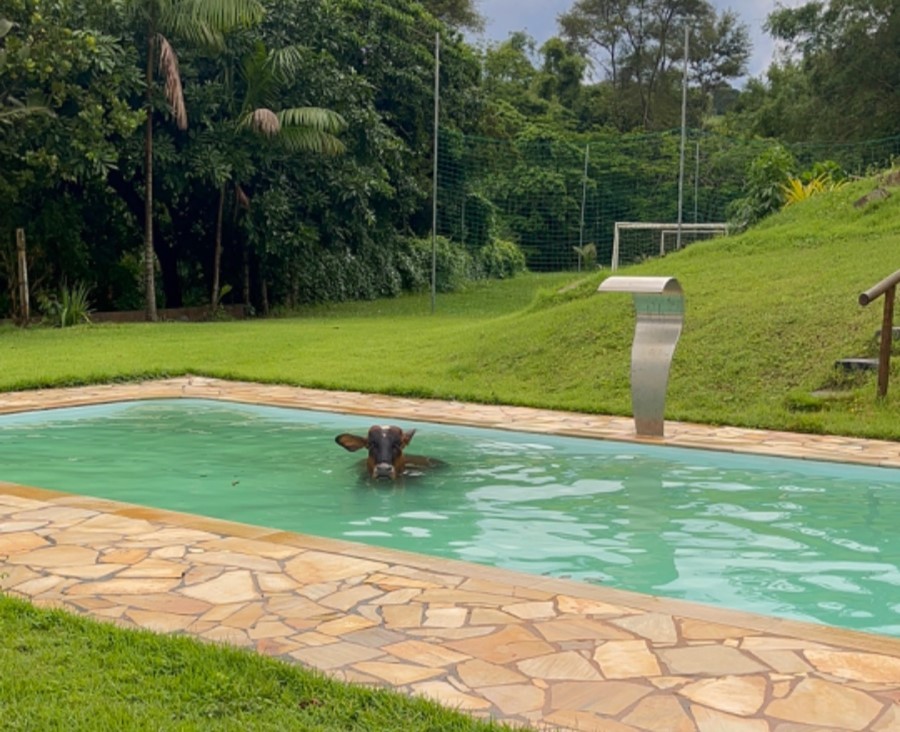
[597,276,684,437]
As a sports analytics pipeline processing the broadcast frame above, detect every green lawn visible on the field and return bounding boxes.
[0,595,516,731]
[2,174,899,438]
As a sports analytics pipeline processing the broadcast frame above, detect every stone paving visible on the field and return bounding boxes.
[2,376,900,731]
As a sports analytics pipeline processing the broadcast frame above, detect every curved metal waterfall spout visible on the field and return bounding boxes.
[597,277,685,437]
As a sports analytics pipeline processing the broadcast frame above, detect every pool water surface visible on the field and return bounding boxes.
[1,398,898,636]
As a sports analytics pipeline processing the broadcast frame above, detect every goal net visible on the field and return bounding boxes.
[611,222,729,271]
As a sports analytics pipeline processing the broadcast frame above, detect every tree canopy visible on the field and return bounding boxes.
[559,0,750,129]
[762,0,899,141]
[0,0,896,320]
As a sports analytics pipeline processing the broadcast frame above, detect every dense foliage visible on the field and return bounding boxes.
[0,0,896,319]
[736,0,900,143]
[559,0,750,130]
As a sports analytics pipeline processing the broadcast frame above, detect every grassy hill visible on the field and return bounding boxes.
[442,172,900,437]
[456,172,900,437]
[1,173,899,439]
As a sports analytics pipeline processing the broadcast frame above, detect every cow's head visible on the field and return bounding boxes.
[335,425,417,480]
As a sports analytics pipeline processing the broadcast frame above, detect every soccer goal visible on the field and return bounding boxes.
[611,222,729,271]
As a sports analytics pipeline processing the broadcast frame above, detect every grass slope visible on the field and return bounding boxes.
[456,174,900,435]
[0,175,898,438]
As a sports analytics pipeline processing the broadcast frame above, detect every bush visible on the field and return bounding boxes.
[290,246,404,305]
[571,243,597,271]
[781,160,848,207]
[38,281,93,327]
[399,236,475,293]
[728,148,851,228]
[478,239,527,279]
[727,144,797,229]
[395,237,431,293]
[461,192,496,248]
[781,172,847,207]
[257,229,524,309]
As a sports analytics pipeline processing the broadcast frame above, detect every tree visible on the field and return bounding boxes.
[203,41,345,310]
[419,0,484,32]
[560,0,750,130]
[127,0,263,321]
[0,2,144,316]
[688,7,749,101]
[0,0,503,316]
[0,5,141,178]
[724,62,816,141]
[763,0,900,141]
[537,38,587,111]
[482,32,550,119]
[0,17,50,126]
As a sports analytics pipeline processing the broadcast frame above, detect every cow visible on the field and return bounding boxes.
[335,425,440,480]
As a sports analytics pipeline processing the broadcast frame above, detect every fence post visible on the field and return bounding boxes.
[877,284,895,398]
[16,228,30,325]
[578,144,589,271]
[858,269,900,399]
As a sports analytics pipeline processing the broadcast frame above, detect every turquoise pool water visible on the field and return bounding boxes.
[1,398,898,636]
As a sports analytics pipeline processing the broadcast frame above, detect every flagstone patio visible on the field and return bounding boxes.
[2,377,900,731]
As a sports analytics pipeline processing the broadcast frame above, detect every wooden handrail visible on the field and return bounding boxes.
[858,269,900,398]
[859,268,900,306]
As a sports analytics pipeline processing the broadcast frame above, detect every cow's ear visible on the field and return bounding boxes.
[401,429,416,448]
[336,434,367,452]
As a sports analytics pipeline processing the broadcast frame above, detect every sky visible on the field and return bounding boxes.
[471,0,796,81]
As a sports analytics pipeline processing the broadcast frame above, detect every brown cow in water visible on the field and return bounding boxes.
[335,425,440,480]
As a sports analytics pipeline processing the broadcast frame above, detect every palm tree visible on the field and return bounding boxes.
[131,0,263,321]
[208,43,345,311]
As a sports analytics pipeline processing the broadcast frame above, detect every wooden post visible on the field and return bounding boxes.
[877,284,895,398]
[16,228,29,325]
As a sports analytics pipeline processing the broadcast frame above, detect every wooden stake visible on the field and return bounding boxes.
[16,228,29,325]
[877,284,895,398]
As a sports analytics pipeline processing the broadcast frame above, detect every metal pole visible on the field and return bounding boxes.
[578,144,589,271]
[430,32,440,314]
[676,26,689,251]
[611,223,620,271]
[693,141,700,224]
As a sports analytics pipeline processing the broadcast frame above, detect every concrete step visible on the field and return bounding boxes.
[874,327,900,342]
[835,358,879,371]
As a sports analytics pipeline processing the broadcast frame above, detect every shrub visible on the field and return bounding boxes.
[572,242,597,271]
[396,237,433,293]
[290,246,403,305]
[729,150,851,227]
[781,172,847,207]
[399,236,475,293]
[478,239,527,279]
[461,192,496,248]
[727,144,796,229]
[38,281,93,327]
[781,161,848,207]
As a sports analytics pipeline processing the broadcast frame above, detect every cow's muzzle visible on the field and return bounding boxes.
[372,462,397,480]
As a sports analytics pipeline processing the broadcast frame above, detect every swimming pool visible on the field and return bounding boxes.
[1,398,897,636]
